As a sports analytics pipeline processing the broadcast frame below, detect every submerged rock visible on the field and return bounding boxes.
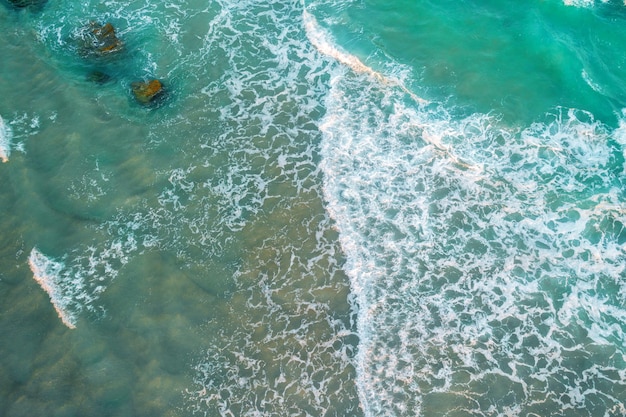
[4,0,47,9]
[79,22,123,57]
[86,70,112,84]
[131,79,165,105]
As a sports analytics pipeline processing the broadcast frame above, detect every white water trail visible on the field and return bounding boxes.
[0,115,12,163]
[302,10,427,106]
[29,248,77,329]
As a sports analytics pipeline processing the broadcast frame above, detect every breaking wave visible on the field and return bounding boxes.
[29,248,78,329]
[0,115,12,163]
[311,7,626,417]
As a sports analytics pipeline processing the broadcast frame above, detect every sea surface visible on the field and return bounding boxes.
[1,0,626,416]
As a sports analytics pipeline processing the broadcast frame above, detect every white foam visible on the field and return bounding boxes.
[563,0,626,6]
[26,226,143,328]
[563,0,605,7]
[563,0,594,6]
[303,10,427,106]
[582,69,603,93]
[175,0,364,414]
[0,115,12,163]
[29,248,77,329]
[317,28,626,414]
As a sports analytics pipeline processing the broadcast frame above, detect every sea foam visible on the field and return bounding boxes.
[29,248,77,329]
[313,7,626,414]
[303,10,427,106]
[181,0,362,415]
[0,115,12,163]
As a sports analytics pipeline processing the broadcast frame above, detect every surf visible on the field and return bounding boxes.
[0,115,12,163]
[306,2,626,416]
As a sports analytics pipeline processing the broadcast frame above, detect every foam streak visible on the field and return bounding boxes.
[29,248,77,329]
[0,115,12,163]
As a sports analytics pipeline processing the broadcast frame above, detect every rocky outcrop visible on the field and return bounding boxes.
[79,22,123,57]
[73,21,170,106]
[131,79,165,104]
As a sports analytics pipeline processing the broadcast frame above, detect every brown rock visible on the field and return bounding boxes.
[131,79,164,104]
[80,22,123,57]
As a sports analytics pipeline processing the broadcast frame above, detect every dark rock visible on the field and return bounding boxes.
[4,0,47,9]
[79,22,123,57]
[131,79,165,105]
[86,71,112,84]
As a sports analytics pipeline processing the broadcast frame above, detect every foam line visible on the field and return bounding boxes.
[302,10,428,106]
[563,0,596,6]
[0,115,12,163]
[29,248,77,329]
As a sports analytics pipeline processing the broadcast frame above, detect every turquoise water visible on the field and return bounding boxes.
[1,0,625,416]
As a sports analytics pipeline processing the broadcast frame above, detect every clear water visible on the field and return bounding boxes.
[1,0,625,416]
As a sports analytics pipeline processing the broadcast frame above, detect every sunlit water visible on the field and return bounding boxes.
[1,0,625,416]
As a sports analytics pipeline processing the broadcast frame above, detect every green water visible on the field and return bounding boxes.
[311,0,626,416]
[0,1,359,416]
[2,0,626,416]
[314,0,626,126]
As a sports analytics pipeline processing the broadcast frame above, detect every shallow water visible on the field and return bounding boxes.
[1,1,358,416]
[1,0,626,416]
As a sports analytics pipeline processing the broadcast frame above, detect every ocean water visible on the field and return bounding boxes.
[1,0,626,416]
